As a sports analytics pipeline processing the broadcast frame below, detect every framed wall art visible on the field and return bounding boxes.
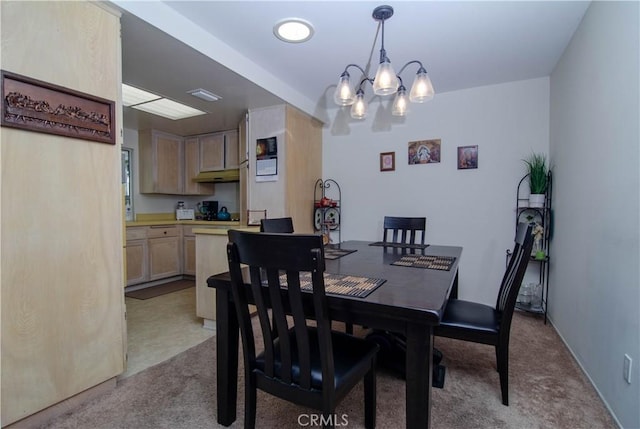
[408,139,441,165]
[1,70,115,144]
[380,152,395,172]
[457,145,478,169]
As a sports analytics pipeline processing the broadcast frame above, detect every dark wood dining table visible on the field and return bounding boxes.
[207,240,462,429]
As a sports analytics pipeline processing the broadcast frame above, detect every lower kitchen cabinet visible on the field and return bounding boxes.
[126,225,183,286]
[183,226,196,276]
[126,239,148,286]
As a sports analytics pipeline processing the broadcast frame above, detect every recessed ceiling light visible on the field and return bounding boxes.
[273,18,314,43]
[188,88,222,102]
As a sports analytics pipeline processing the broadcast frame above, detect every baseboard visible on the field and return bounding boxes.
[547,315,623,429]
[202,318,217,331]
[3,378,116,429]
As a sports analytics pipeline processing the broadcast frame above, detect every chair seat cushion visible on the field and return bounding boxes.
[255,327,379,390]
[437,299,500,336]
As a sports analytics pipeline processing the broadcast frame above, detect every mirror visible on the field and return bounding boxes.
[121,148,134,221]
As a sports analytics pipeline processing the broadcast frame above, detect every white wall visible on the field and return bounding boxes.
[323,77,549,305]
[123,128,240,217]
[549,2,640,428]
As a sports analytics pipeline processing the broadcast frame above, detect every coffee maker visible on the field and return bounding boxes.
[198,201,219,221]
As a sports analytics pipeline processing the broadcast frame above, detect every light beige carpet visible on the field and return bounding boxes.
[40,312,616,428]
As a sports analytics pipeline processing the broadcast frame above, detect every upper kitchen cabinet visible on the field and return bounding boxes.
[139,130,214,195]
[184,137,214,195]
[199,129,239,172]
[139,129,184,194]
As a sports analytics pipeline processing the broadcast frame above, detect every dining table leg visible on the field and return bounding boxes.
[405,323,433,428]
[216,288,239,426]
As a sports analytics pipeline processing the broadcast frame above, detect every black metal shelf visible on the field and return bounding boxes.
[314,179,341,244]
[510,171,552,324]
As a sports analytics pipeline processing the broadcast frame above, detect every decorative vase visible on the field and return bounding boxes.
[533,238,545,260]
[529,194,545,208]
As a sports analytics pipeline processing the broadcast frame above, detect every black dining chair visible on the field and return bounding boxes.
[434,222,534,406]
[259,216,294,233]
[383,216,426,245]
[226,230,379,429]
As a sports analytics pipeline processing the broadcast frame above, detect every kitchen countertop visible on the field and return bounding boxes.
[126,212,242,227]
[126,220,242,227]
[193,225,260,235]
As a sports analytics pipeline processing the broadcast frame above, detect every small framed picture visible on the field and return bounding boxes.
[408,139,441,165]
[380,152,395,172]
[457,145,478,169]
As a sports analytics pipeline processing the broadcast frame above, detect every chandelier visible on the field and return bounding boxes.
[333,5,435,119]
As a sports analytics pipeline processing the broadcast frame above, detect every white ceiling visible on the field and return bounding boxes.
[115,1,590,136]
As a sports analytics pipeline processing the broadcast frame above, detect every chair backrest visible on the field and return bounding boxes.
[495,222,534,336]
[226,230,334,391]
[383,216,426,245]
[260,217,294,233]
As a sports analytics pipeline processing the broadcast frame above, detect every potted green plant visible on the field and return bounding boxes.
[523,153,548,207]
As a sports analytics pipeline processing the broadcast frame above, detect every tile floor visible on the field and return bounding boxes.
[119,285,214,379]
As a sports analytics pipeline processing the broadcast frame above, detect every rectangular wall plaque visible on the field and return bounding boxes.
[1,70,115,144]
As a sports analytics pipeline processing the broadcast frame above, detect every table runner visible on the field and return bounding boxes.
[391,254,456,271]
[278,272,385,298]
[324,247,357,260]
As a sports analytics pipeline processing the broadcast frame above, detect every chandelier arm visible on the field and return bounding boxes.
[396,60,426,77]
[357,77,374,91]
[341,63,369,77]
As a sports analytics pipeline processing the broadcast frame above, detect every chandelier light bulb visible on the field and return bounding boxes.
[350,90,368,119]
[334,72,355,106]
[372,61,399,96]
[392,86,409,116]
[409,69,434,103]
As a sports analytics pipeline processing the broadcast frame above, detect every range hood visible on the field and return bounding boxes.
[193,169,240,183]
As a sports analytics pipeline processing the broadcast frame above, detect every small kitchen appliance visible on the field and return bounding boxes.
[176,201,195,220]
[198,201,219,221]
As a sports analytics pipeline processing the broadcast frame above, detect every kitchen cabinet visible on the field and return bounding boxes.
[125,225,183,286]
[139,130,184,194]
[199,132,224,171]
[182,226,196,276]
[199,129,239,172]
[139,130,216,195]
[184,137,215,195]
[147,226,182,281]
[126,227,149,286]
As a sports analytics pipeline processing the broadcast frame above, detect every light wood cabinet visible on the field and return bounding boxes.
[125,239,148,286]
[125,225,183,286]
[147,226,181,281]
[184,137,215,195]
[140,130,217,195]
[199,132,225,171]
[183,226,196,276]
[199,129,239,171]
[224,129,239,169]
[139,130,184,194]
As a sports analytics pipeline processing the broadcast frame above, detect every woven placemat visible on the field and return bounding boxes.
[324,248,357,260]
[391,255,456,271]
[369,241,430,249]
[278,272,385,298]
